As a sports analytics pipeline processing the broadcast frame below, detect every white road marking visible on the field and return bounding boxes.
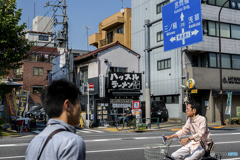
[0,143,29,147]
[0,156,25,159]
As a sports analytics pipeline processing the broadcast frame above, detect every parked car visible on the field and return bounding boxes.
[141,100,168,122]
[25,106,46,121]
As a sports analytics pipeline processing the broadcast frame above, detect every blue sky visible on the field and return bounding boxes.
[17,0,131,51]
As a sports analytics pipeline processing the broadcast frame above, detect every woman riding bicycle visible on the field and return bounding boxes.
[165,102,212,160]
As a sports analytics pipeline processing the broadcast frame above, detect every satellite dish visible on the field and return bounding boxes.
[120,8,124,13]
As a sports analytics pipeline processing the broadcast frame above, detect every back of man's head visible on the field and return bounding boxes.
[41,79,80,119]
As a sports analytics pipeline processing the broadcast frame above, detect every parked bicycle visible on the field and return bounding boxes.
[144,136,219,160]
[115,116,135,131]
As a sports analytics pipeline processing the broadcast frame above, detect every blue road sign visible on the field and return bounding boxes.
[162,0,203,52]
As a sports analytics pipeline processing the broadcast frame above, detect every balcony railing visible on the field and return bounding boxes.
[13,72,23,81]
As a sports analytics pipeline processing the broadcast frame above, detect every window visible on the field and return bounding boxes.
[208,21,216,36]
[157,0,170,14]
[207,0,230,7]
[110,67,127,72]
[166,96,172,103]
[192,56,199,67]
[31,54,36,62]
[216,23,230,38]
[209,53,231,68]
[117,27,124,34]
[39,35,48,41]
[80,67,88,84]
[231,25,240,39]
[232,55,240,69]
[33,85,43,94]
[157,31,163,42]
[201,54,209,67]
[157,59,171,70]
[33,67,43,76]
[16,68,22,78]
[173,96,179,103]
[107,32,113,44]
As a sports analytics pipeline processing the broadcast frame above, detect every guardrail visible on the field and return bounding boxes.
[142,117,160,129]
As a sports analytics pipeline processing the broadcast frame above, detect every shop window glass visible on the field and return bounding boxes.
[232,55,240,69]
[231,25,240,39]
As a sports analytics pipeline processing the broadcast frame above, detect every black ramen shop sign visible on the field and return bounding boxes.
[108,72,142,90]
[223,77,240,84]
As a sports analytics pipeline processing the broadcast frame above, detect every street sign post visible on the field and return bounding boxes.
[162,0,203,52]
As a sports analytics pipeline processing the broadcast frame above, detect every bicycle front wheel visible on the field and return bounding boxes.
[116,120,124,131]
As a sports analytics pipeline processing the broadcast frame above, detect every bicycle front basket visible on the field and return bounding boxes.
[144,144,168,160]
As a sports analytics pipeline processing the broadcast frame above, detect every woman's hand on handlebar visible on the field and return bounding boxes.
[164,136,171,140]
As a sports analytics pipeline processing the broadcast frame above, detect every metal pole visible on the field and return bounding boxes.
[144,20,151,128]
[218,0,229,126]
[87,83,89,128]
[63,0,69,81]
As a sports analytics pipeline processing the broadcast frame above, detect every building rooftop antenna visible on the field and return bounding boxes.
[83,26,93,52]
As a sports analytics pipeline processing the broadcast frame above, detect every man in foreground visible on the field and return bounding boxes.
[165,102,211,160]
[25,79,85,160]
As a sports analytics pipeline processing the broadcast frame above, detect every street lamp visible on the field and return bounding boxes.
[218,0,230,125]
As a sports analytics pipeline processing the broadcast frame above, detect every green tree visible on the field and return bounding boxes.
[0,0,32,77]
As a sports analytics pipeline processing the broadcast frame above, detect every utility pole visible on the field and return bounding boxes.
[45,0,69,81]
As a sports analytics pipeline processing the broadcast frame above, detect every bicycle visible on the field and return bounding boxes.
[144,136,219,160]
[115,116,135,131]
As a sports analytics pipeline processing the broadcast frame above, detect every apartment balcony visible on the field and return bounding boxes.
[89,33,102,47]
[99,33,124,48]
[13,72,23,81]
[102,17,124,30]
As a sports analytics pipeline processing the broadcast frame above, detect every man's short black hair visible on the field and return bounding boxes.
[188,101,200,115]
[127,107,131,110]
[41,79,80,118]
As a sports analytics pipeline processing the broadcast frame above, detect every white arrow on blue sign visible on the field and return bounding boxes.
[162,0,203,52]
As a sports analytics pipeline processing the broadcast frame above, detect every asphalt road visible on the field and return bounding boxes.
[0,123,240,160]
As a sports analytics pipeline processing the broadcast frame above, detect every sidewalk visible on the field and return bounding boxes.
[100,121,240,133]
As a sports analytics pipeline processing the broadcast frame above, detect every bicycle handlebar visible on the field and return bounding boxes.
[162,136,181,146]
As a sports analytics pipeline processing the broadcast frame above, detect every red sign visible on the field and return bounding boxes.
[133,101,141,110]
[89,83,94,88]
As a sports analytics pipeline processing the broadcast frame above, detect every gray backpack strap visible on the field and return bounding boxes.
[37,129,67,160]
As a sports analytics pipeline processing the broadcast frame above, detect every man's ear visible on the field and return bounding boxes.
[193,108,196,114]
[63,99,71,112]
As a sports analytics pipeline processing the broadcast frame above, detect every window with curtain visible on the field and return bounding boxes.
[216,23,230,38]
[231,25,240,39]
[232,55,240,69]
[33,67,43,76]
[208,21,216,36]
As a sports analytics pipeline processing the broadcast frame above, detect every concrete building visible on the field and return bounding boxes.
[74,41,141,126]
[89,8,132,49]
[132,0,240,123]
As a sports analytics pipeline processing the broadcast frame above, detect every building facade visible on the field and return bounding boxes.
[89,8,132,49]
[74,42,141,126]
[132,0,240,123]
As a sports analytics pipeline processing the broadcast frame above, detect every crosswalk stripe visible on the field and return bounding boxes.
[83,129,104,133]
[31,130,41,134]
